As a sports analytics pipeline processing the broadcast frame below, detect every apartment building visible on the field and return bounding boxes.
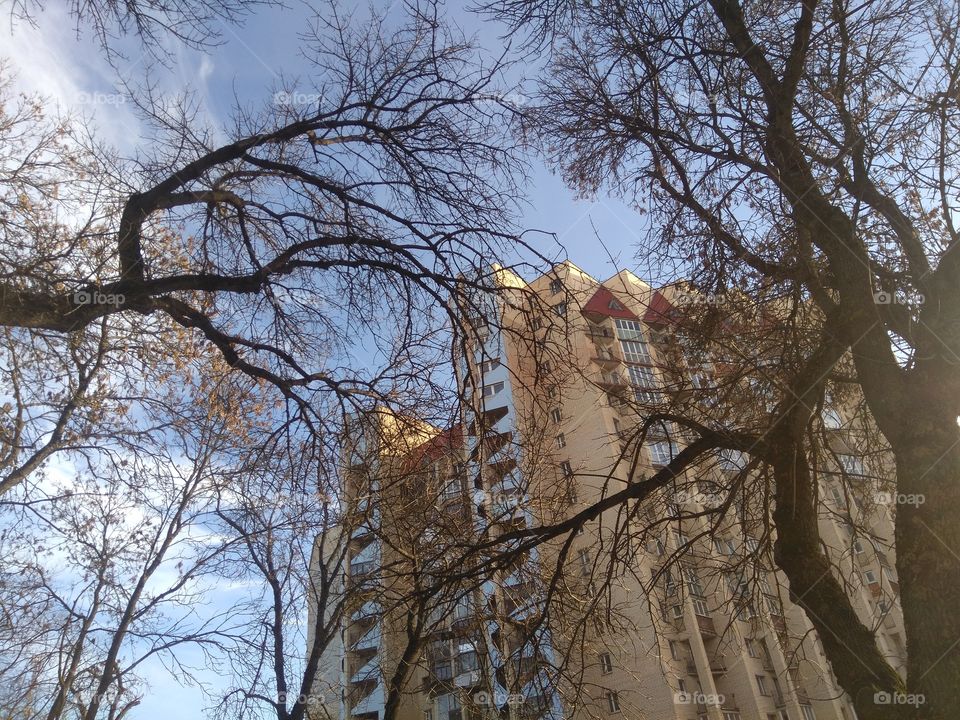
[320,261,905,720]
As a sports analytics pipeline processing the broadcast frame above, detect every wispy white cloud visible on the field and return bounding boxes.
[1,5,145,150]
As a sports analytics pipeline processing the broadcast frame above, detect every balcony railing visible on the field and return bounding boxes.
[697,615,717,637]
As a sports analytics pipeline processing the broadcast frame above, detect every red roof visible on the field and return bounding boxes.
[642,291,680,325]
[581,286,640,321]
[408,424,464,466]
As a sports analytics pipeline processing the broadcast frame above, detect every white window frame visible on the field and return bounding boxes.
[620,339,651,363]
[606,692,621,713]
[692,597,711,617]
[648,441,677,466]
[479,358,500,375]
[614,318,645,340]
[482,381,504,397]
[600,652,613,675]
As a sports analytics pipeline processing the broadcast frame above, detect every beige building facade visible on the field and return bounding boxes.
[321,262,905,720]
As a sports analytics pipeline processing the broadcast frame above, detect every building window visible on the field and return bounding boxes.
[838,454,866,476]
[556,433,566,449]
[746,638,760,658]
[553,302,567,317]
[441,476,462,501]
[578,548,591,576]
[482,381,504,397]
[830,486,845,506]
[619,339,651,363]
[453,595,471,620]
[823,408,843,430]
[692,597,711,617]
[801,707,817,720]
[853,538,865,554]
[614,318,645,340]
[685,568,705,597]
[438,693,461,720]
[551,408,562,423]
[726,572,749,599]
[627,364,660,403]
[549,279,563,295]
[647,441,677,466]
[455,645,479,674]
[669,640,682,660]
[718,449,746,472]
[606,692,621,713]
[600,652,613,674]
[864,570,878,584]
[424,711,433,720]
[560,460,573,477]
[479,358,500,374]
[756,675,770,695]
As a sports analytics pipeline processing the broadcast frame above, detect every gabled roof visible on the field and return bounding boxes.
[409,424,464,466]
[581,285,640,321]
[642,290,680,325]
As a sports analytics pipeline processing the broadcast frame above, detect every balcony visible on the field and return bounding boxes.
[351,657,379,684]
[697,615,717,637]
[350,519,378,541]
[586,325,614,340]
[454,670,482,688]
[721,693,739,711]
[591,351,620,369]
[350,682,384,717]
[351,625,381,652]
[351,601,381,623]
[710,658,728,675]
[349,561,378,586]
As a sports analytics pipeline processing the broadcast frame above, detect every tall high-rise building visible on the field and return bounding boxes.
[317,261,904,720]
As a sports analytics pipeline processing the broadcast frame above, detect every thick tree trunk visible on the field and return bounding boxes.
[769,439,906,720]
[892,414,960,720]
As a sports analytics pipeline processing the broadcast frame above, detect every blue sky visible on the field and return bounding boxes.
[3,0,661,284]
[0,2,671,717]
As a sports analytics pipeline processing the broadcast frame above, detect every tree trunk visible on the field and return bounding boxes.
[769,438,906,720]
[892,412,960,720]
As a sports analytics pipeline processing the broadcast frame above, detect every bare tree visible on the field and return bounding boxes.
[479,0,960,716]
[7,0,271,59]
[0,1,557,718]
